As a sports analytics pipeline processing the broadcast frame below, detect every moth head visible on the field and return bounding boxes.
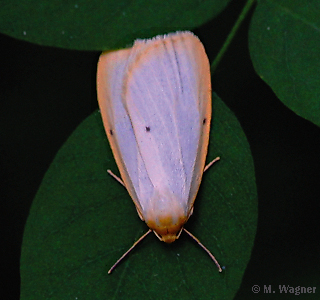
[155,231,182,243]
[147,215,187,244]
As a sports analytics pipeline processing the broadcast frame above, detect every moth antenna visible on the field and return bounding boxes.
[183,228,222,272]
[203,156,220,173]
[108,229,152,274]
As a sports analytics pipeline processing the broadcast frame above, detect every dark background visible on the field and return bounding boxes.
[1,0,319,299]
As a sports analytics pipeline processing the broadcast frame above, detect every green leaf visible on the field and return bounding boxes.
[249,0,320,127]
[20,94,257,299]
[0,0,230,50]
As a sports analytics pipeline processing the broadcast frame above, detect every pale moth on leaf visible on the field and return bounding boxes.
[96,31,222,274]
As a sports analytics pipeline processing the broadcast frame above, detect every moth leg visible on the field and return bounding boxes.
[107,169,125,186]
[188,206,194,217]
[107,169,144,221]
[204,157,220,172]
[136,207,144,221]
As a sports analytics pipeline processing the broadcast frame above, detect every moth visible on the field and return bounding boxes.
[97,31,222,274]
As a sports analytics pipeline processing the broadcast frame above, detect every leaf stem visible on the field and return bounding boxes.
[211,0,257,73]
